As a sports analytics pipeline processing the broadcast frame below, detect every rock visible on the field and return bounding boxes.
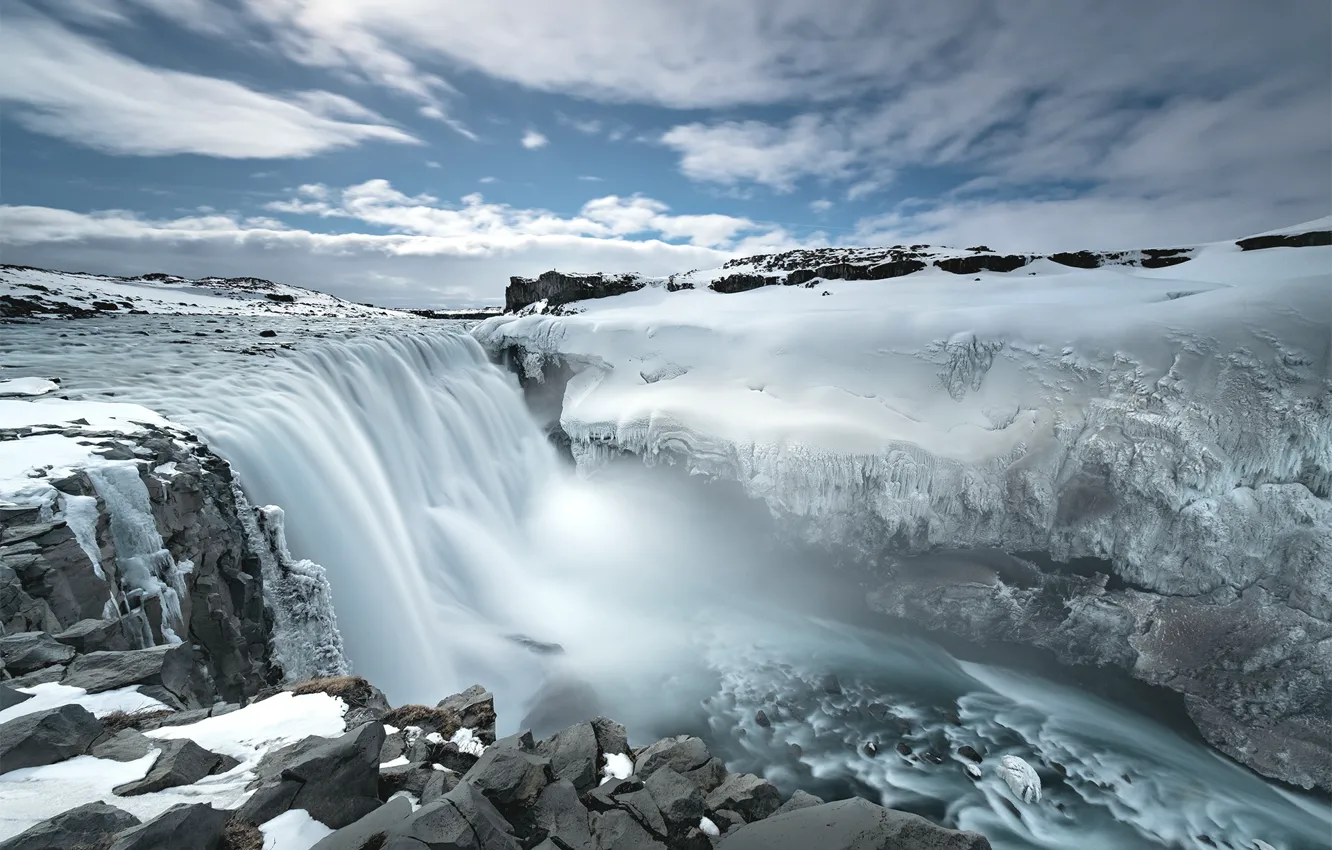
[310,795,413,850]
[613,786,668,839]
[997,755,1041,804]
[645,766,705,829]
[379,760,434,800]
[63,645,193,700]
[591,716,629,759]
[754,710,770,729]
[0,703,102,773]
[6,664,66,687]
[718,798,991,849]
[464,734,553,828]
[381,730,406,763]
[0,801,140,850]
[964,763,982,781]
[421,767,461,803]
[91,728,156,762]
[773,790,824,816]
[538,721,599,792]
[862,741,878,757]
[0,684,32,710]
[53,617,131,653]
[820,674,842,695]
[533,779,594,850]
[105,803,230,850]
[248,721,386,828]
[235,779,301,826]
[259,329,277,338]
[113,738,236,795]
[506,271,646,313]
[390,781,521,849]
[958,745,982,763]
[703,774,781,823]
[634,736,724,792]
[896,742,912,757]
[589,809,667,850]
[0,631,75,674]
[709,810,746,834]
[587,776,644,812]
[438,684,497,744]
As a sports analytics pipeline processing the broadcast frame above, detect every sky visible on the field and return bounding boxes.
[1,1,1329,307]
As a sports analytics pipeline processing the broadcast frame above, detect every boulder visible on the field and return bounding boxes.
[773,790,824,816]
[716,798,991,850]
[91,728,156,762]
[0,631,75,674]
[589,809,667,850]
[389,781,521,849]
[704,774,781,823]
[438,684,497,744]
[63,645,192,700]
[464,735,553,810]
[105,803,230,850]
[6,664,67,688]
[422,767,462,803]
[379,760,434,800]
[645,766,705,829]
[533,779,594,850]
[538,721,599,792]
[53,617,132,653]
[0,703,102,774]
[245,721,385,828]
[633,736,726,792]
[310,795,413,850]
[0,684,32,711]
[590,716,629,760]
[113,738,237,795]
[0,801,139,850]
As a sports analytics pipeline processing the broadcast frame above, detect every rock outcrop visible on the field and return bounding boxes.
[506,271,647,313]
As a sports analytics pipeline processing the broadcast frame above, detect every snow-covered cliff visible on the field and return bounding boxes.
[475,221,1332,790]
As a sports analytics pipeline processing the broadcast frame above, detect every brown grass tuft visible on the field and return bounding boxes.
[382,703,460,736]
[290,675,378,707]
[100,708,174,733]
[218,817,264,850]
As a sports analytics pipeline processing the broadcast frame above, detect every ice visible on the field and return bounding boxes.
[997,755,1041,804]
[0,377,58,397]
[61,494,105,579]
[0,682,169,726]
[259,809,334,850]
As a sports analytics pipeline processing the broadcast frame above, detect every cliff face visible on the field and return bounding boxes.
[506,270,646,313]
[0,409,340,706]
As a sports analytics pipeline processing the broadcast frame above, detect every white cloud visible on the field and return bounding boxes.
[577,175,604,182]
[478,176,497,184]
[660,115,859,192]
[0,12,418,158]
[426,160,441,169]
[521,129,549,149]
[556,112,602,134]
[809,199,832,213]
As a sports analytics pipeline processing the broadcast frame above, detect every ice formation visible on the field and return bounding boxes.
[997,755,1041,804]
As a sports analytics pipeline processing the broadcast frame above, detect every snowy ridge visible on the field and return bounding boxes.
[0,264,412,319]
[474,228,1332,787]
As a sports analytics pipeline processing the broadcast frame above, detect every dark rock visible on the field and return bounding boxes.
[464,735,553,825]
[589,809,667,850]
[105,803,230,850]
[438,684,497,744]
[379,760,434,800]
[235,779,301,826]
[390,781,520,849]
[934,254,1028,275]
[91,728,156,762]
[896,742,913,757]
[709,810,745,834]
[587,776,644,812]
[113,738,236,796]
[380,730,406,763]
[538,721,599,792]
[258,329,278,338]
[703,774,780,823]
[862,741,878,757]
[53,617,132,653]
[0,684,33,711]
[0,800,140,850]
[772,790,824,816]
[1237,229,1332,251]
[533,778,594,850]
[716,798,991,849]
[6,664,66,687]
[958,745,982,763]
[0,631,75,674]
[249,721,385,829]
[634,736,715,785]
[1049,251,1102,269]
[820,674,841,695]
[590,716,629,758]
[753,710,770,729]
[63,645,193,700]
[0,703,102,774]
[422,767,462,803]
[645,766,705,829]
[507,271,645,313]
[310,796,413,850]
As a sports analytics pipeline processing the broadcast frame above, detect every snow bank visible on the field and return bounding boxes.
[0,683,168,726]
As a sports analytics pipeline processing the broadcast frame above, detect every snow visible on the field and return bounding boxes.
[699,816,720,836]
[259,809,334,850]
[450,727,487,757]
[0,683,169,725]
[0,264,412,319]
[0,377,58,397]
[998,754,1042,804]
[380,755,410,768]
[146,691,348,763]
[0,753,159,839]
[601,752,633,783]
[474,233,1332,601]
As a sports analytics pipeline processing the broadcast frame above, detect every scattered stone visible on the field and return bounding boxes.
[0,703,102,774]
[997,755,1042,804]
[862,741,878,757]
[754,710,771,729]
[895,742,913,757]
[0,631,75,674]
[63,645,193,699]
[0,801,140,850]
[258,330,277,338]
[106,803,230,850]
[309,795,413,850]
[717,798,991,849]
[958,745,982,763]
[704,773,781,823]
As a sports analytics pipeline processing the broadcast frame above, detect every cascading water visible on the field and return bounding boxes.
[2,315,1328,850]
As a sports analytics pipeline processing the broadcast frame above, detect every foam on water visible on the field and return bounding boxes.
[2,316,1327,849]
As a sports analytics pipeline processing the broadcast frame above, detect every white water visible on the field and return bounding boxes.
[2,316,1328,850]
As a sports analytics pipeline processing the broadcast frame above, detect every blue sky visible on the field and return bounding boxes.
[1,1,1328,306]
